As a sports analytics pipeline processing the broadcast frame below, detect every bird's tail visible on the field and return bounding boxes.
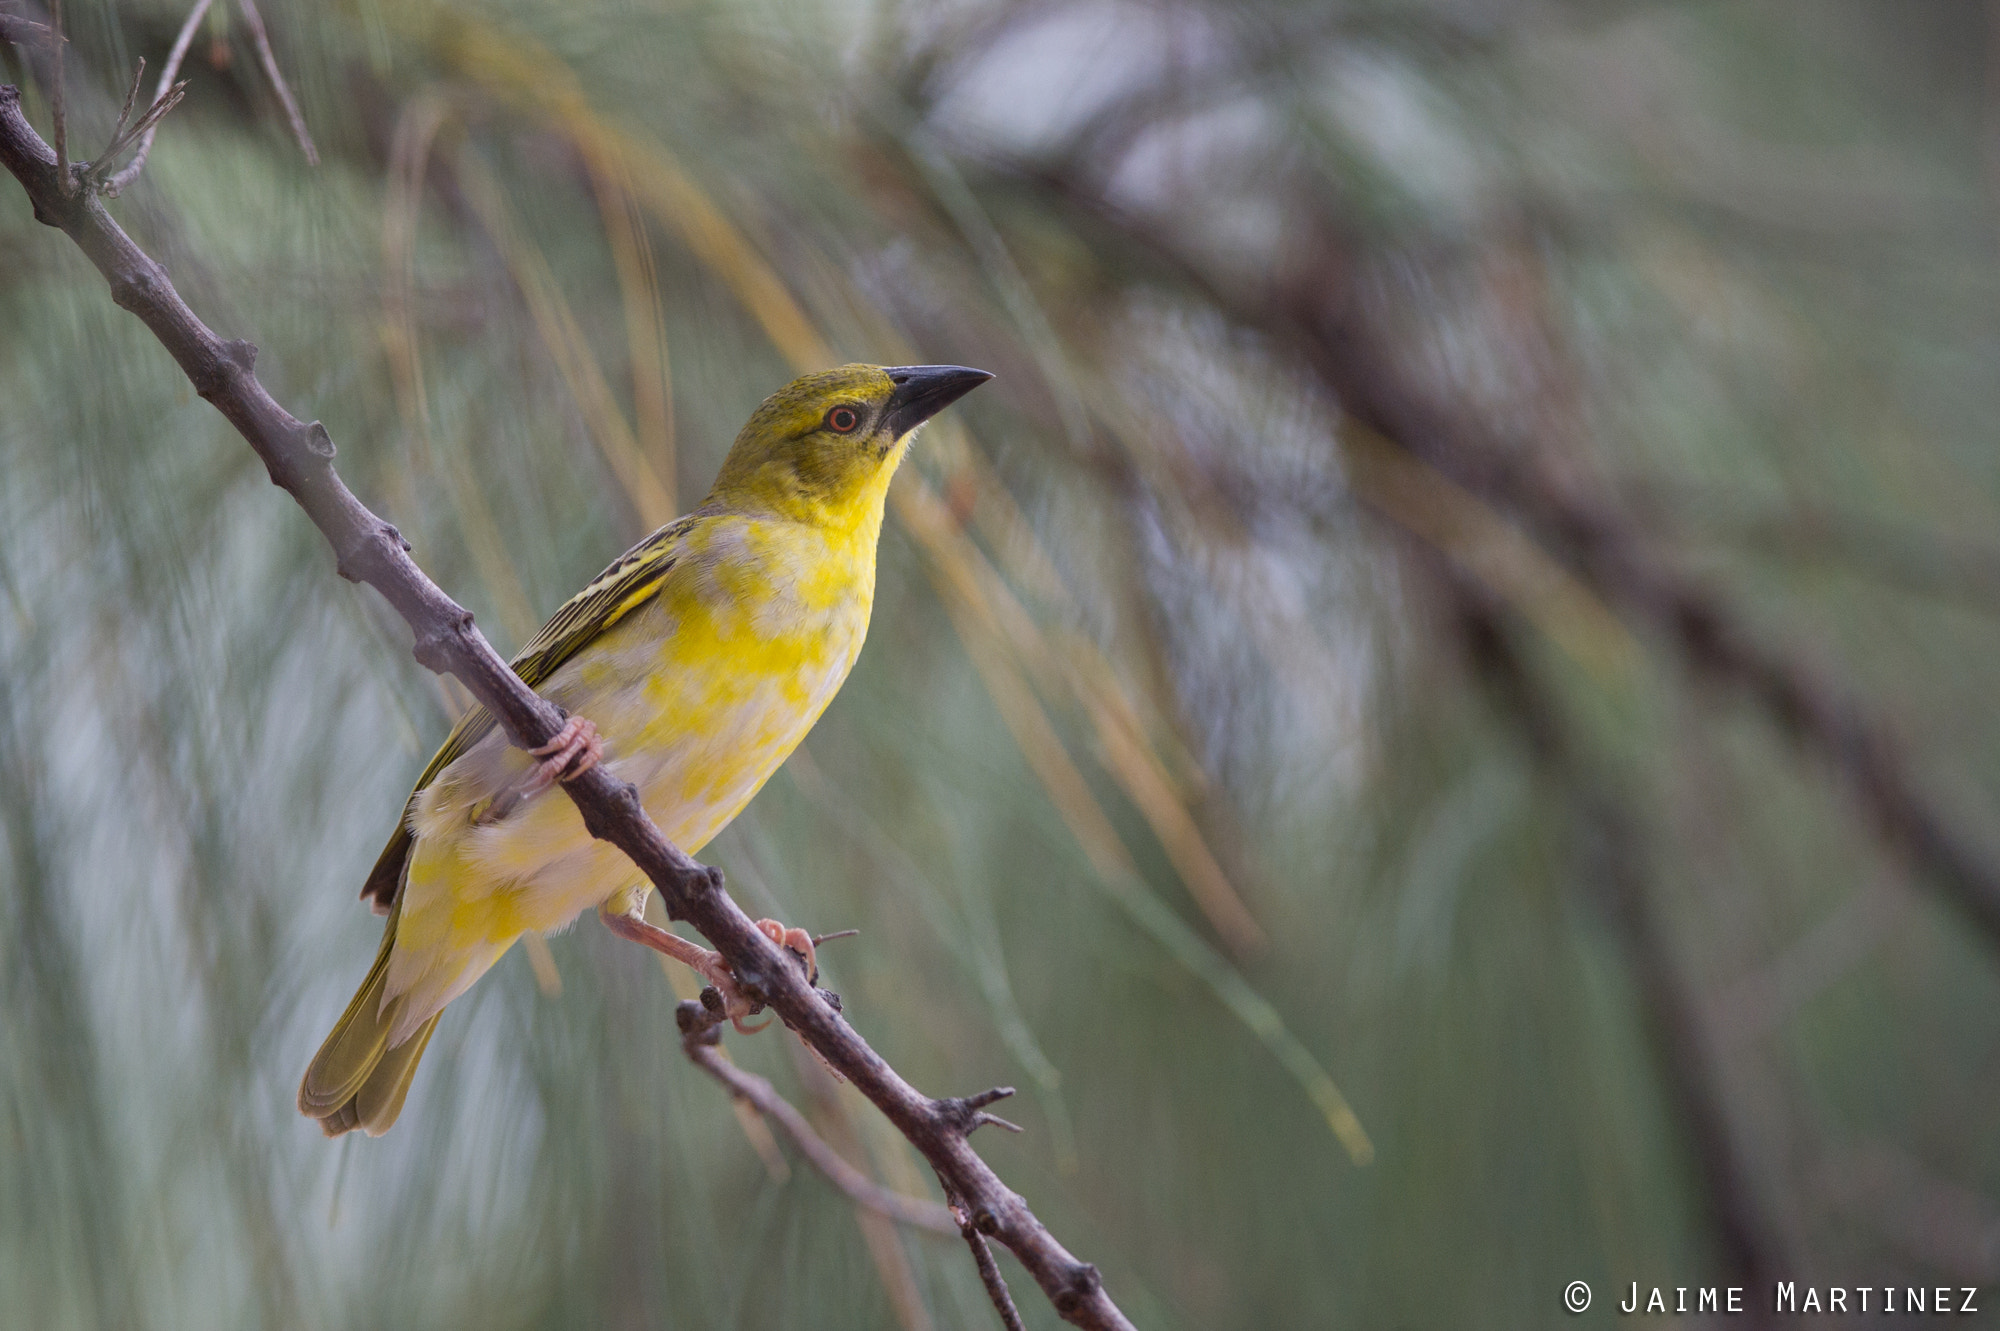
[298,902,441,1138]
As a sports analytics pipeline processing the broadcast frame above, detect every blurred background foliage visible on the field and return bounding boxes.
[4,0,2000,1325]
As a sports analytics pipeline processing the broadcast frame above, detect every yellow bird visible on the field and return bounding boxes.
[299,363,991,1136]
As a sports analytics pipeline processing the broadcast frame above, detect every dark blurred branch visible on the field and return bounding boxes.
[0,10,51,49]
[0,85,1133,1331]
[1818,1138,2000,1283]
[1452,581,1788,1321]
[1622,481,2000,613]
[984,147,2000,963]
[1291,254,2000,958]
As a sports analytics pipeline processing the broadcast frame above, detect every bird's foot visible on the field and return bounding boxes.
[709,919,816,1032]
[755,917,818,988]
[599,908,818,1035]
[525,714,602,795]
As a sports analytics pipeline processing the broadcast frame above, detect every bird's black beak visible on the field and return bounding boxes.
[882,365,993,438]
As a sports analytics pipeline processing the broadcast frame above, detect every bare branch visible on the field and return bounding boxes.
[955,1200,1029,1331]
[0,85,1133,1331]
[677,1000,958,1236]
[104,0,211,196]
[234,0,316,167]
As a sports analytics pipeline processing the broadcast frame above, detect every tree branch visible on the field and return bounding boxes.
[1450,581,1788,1323]
[954,1195,1030,1331]
[0,84,1132,1331]
[675,999,960,1237]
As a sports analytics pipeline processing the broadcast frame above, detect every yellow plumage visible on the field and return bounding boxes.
[300,362,990,1135]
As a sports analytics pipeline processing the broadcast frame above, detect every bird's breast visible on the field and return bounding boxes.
[398,513,881,964]
[509,516,874,861]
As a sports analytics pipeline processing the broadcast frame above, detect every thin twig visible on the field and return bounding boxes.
[46,0,64,194]
[104,0,211,196]
[0,86,1133,1331]
[234,0,316,166]
[0,13,53,47]
[951,1188,1029,1331]
[677,999,959,1236]
[106,56,143,148]
[86,75,187,187]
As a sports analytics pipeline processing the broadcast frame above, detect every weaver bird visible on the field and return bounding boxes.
[299,363,992,1136]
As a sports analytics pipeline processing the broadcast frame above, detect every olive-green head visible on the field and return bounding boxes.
[708,363,992,525]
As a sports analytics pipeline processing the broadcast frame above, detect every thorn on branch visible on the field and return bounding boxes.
[108,264,164,313]
[192,337,257,402]
[334,520,406,583]
[936,1086,1023,1136]
[656,860,727,919]
[409,609,474,673]
[573,774,647,843]
[1052,1263,1106,1316]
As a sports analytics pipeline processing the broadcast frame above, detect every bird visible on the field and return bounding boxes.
[298,362,992,1136]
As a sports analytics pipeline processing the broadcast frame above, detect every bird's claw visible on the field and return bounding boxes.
[598,903,828,1036]
[525,715,602,795]
[756,917,819,986]
[700,918,816,1033]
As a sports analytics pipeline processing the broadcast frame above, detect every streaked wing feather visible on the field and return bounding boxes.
[359,513,703,909]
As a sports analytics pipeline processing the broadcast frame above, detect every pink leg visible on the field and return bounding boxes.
[524,715,603,798]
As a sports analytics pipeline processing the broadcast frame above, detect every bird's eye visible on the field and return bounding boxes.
[825,405,861,434]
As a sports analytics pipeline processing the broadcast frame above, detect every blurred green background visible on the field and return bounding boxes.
[5,0,2000,1326]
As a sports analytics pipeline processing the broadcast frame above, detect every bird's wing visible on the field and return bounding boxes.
[359,511,705,911]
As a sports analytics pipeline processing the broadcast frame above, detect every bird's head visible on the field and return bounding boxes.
[708,363,992,527]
